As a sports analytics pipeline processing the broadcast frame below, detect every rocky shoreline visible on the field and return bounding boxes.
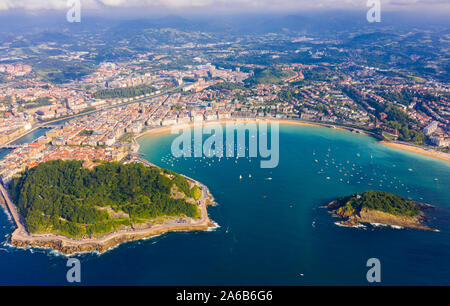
[8,221,216,255]
[1,166,217,256]
[324,200,437,231]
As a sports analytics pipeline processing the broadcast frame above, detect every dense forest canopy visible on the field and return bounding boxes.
[332,190,421,217]
[245,67,293,85]
[9,160,200,237]
[92,85,156,99]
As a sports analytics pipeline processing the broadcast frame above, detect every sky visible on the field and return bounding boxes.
[0,0,449,15]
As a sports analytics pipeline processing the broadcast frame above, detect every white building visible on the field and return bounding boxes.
[161,118,177,126]
[431,135,450,147]
[424,121,439,136]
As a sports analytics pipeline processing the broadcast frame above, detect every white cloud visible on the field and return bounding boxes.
[0,0,95,11]
[0,0,448,12]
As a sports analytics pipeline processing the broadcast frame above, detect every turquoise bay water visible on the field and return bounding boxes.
[0,124,449,285]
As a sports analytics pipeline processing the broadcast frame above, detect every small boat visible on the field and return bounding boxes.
[239,175,242,180]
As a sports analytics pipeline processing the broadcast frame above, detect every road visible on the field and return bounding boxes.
[3,85,181,146]
[0,183,28,236]
[1,158,214,254]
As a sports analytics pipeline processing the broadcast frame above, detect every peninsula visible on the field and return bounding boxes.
[325,190,436,231]
[1,159,215,255]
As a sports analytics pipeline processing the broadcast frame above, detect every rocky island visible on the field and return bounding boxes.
[1,159,216,255]
[325,190,437,231]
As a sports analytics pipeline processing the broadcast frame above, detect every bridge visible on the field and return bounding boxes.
[0,144,27,150]
[40,124,64,129]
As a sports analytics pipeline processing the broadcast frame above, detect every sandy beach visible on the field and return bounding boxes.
[380,141,450,163]
[135,118,326,140]
[4,118,448,255]
[135,119,448,164]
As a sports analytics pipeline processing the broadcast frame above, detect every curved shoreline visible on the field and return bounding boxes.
[2,118,448,255]
[134,118,368,139]
[380,141,450,163]
[1,163,217,256]
[134,118,449,164]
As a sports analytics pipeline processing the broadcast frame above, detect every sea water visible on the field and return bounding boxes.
[0,124,449,285]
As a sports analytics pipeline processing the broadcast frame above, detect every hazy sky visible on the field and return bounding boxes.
[0,0,449,14]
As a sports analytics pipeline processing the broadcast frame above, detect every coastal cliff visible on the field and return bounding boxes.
[325,190,436,231]
[6,190,216,255]
[9,220,215,255]
[2,159,217,255]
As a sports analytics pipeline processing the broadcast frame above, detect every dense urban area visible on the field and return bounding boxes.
[0,17,449,185]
